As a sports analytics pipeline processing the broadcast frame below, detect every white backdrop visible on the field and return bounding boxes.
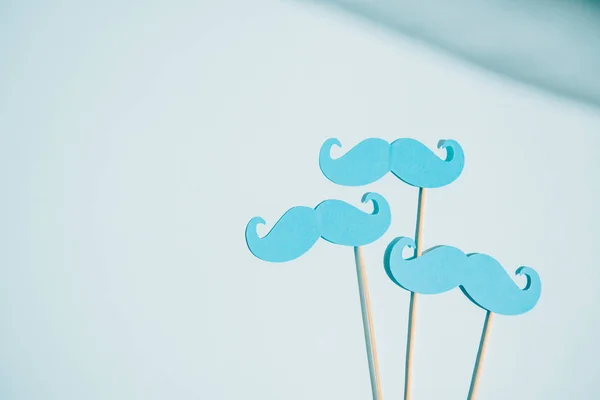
[1,1,600,399]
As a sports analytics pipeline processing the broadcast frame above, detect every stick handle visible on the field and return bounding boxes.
[404,187,426,400]
[467,311,494,400]
[354,246,383,400]
[414,188,427,258]
[403,292,417,400]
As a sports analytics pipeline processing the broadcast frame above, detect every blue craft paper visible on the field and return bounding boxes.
[246,193,391,263]
[319,138,390,186]
[384,237,542,315]
[319,137,464,188]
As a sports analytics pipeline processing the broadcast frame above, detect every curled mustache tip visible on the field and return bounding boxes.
[396,236,416,250]
[385,237,415,261]
[246,217,266,233]
[515,266,540,291]
[384,237,416,289]
[320,138,342,154]
[361,192,384,213]
[516,266,533,276]
[437,139,461,162]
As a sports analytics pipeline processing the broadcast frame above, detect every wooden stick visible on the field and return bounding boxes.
[354,246,383,400]
[467,311,494,400]
[404,187,427,400]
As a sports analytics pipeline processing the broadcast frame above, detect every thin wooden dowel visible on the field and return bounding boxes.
[467,311,494,400]
[404,187,427,400]
[354,246,383,400]
[414,188,427,258]
[403,292,417,400]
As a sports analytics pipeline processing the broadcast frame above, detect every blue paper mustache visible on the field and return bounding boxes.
[246,193,391,263]
[319,137,464,188]
[384,237,541,315]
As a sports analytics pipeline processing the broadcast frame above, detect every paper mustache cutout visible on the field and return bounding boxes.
[319,137,464,188]
[246,193,391,262]
[384,237,541,315]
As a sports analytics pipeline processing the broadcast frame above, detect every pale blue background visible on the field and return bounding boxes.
[1,1,600,399]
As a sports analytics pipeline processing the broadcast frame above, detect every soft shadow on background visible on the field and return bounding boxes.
[300,0,600,108]
[1,1,600,399]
